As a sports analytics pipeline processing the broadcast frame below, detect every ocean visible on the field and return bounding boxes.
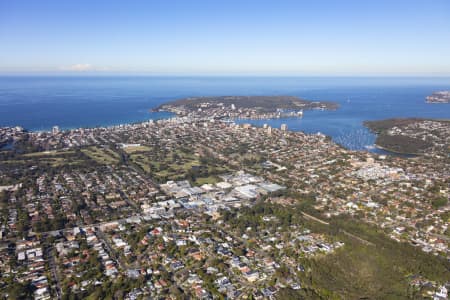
[0,76,449,151]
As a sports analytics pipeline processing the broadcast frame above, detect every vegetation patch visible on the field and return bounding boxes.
[122,145,152,154]
[81,146,120,164]
[375,134,432,154]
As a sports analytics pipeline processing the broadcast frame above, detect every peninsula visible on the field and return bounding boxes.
[426,91,450,103]
[154,96,339,119]
[364,118,450,155]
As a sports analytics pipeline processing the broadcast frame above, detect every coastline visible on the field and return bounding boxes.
[0,108,401,156]
[3,109,442,158]
[23,111,176,133]
[372,144,420,156]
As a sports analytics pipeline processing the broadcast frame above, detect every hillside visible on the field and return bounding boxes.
[364,118,450,155]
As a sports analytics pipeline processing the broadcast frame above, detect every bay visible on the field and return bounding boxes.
[0,76,449,151]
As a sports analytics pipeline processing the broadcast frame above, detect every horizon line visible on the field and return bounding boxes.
[1,72,450,78]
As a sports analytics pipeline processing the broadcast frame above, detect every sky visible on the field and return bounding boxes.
[0,0,450,76]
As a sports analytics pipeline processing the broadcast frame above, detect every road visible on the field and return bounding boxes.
[45,244,62,300]
[96,228,126,270]
[301,211,330,225]
[117,188,139,212]
[300,211,375,247]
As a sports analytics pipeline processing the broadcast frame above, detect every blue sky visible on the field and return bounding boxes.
[1,0,449,75]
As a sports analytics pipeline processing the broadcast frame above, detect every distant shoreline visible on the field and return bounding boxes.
[426,90,450,103]
[2,77,450,153]
[372,144,420,156]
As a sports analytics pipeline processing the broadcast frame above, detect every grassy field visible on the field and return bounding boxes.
[122,145,152,154]
[128,147,231,183]
[81,146,120,165]
[17,149,85,167]
[15,147,120,167]
[131,154,152,172]
[130,149,201,180]
[22,150,76,157]
[194,176,219,185]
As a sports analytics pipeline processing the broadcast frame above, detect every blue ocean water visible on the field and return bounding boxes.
[0,76,449,150]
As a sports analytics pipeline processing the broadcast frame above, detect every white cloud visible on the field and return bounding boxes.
[59,63,94,71]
